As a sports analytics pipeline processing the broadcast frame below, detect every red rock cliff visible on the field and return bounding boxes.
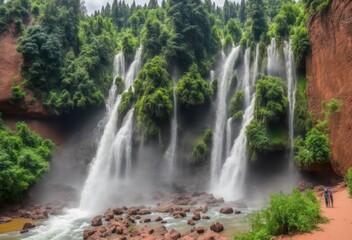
[0,25,65,145]
[307,0,352,175]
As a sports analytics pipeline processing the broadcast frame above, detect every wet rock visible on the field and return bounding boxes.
[113,208,124,215]
[83,227,97,239]
[210,222,224,233]
[202,215,210,219]
[153,225,168,235]
[184,231,200,240]
[161,220,167,224]
[220,207,233,214]
[173,211,186,218]
[187,219,195,225]
[127,207,140,215]
[104,209,114,221]
[165,229,181,240]
[138,209,151,215]
[297,181,313,192]
[134,215,141,219]
[194,226,205,234]
[192,213,201,221]
[235,210,241,214]
[198,230,227,240]
[22,222,35,231]
[0,217,12,223]
[154,216,163,222]
[130,230,140,237]
[91,215,103,226]
[141,226,154,235]
[140,218,151,223]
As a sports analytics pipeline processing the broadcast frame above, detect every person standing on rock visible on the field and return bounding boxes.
[329,189,334,208]
[324,187,330,207]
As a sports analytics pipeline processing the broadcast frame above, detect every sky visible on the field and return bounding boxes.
[85,0,241,14]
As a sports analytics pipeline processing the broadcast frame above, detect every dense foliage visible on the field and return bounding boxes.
[176,64,212,108]
[235,189,326,240]
[228,90,244,120]
[246,76,288,159]
[294,98,342,166]
[192,128,213,164]
[0,117,53,203]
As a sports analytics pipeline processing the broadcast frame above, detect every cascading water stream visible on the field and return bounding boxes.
[164,84,178,172]
[210,47,241,187]
[283,41,297,170]
[80,49,142,212]
[225,118,233,157]
[267,38,280,76]
[214,47,256,201]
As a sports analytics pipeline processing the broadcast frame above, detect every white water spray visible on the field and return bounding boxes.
[80,49,142,212]
[164,84,178,171]
[210,47,241,186]
[267,38,280,76]
[283,41,297,168]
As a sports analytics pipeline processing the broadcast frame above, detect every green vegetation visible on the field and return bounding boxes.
[11,83,26,103]
[303,0,331,15]
[0,0,30,34]
[0,116,53,203]
[294,76,312,134]
[192,128,212,164]
[176,64,212,108]
[294,98,342,166]
[346,168,352,197]
[246,76,288,159]
[235,189,326,240]
[228,90,244,120]
[134,56,173,139]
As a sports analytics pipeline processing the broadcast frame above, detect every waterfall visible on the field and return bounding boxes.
[210,47,241,186]
[216,97,255,201]
[243,48,251,106]
[225,118,233,156]
[80,49,142,212]
[267,38,280,76]
[164,84,178,171]
[125,47,142,89]
[214,47,255,201]
[252,44,259,86]
[283,41,297,168]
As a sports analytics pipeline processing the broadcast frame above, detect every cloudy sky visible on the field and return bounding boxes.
[85,0,241,14]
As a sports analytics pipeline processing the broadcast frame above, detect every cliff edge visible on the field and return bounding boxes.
[307,0,352,175]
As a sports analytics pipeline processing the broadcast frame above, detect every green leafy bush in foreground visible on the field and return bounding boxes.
[235,189,326,240]
[0,118,53,203]
[346,168,352,197]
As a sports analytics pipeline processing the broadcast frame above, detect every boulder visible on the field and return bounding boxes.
[220,207,233,214]
[187,219,195,225]
[173,211,186,218]
[91,215,103,226]
[234,210,241,214]
[154,216,163,222]
[113,208,124,215]
[104,209,114,221]
[165,229,181,240]
[192,213,201,221]
[210,222,224,233]
[0,217,12,223]
[138,209,151,215]
[161,220,167,224]
[202,216,210,219]
[140,218,151,223]
[83,227,97,239]
[153,225,168,235]
[194,226,205,234]
[22,222,35,231]
[198,230,227,240]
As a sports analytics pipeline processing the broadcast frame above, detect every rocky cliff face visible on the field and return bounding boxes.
[307,0,352,175]
[0,25,65,145]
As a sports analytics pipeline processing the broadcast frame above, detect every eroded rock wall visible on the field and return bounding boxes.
[307,0,352,175]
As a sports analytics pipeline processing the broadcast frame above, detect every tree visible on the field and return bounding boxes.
[176,64,212,108]
[165,0,220,71]
[239,0,246,25]
[248,0,268,41]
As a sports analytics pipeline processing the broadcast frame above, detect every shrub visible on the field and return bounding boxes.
[228,90,244,118]
[0,119,53,203]
[246,120,272,157]
[235,189,326,240]
[254,76,288,124]
[11,84,26,103]
[346,168,352,197]
[294,126,330,165]
[176,64,212,108]
[191,128,213,164]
